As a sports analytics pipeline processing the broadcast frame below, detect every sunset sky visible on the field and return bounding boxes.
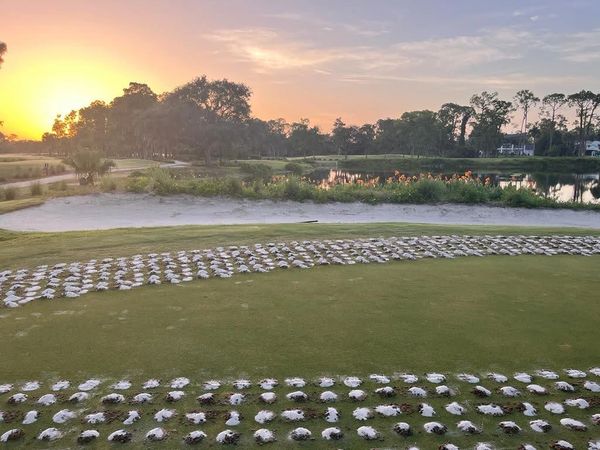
[1,0,600,140]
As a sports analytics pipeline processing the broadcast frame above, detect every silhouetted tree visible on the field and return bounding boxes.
[0,41,6,68]
[514,90,539,135]
[541,93,567,154]
[568,90,600,156]
[469,91,514,156]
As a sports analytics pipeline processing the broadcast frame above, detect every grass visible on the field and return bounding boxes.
[239,159,314,173]
[2,255,598,378]
[111,158,161,170]
[0,222,598,448]
[2,222,600,270]
[0,175,132,215]
[0,154,68,183]
[0,197,45,214]
[339,155,600,174]
[0,256,598,448]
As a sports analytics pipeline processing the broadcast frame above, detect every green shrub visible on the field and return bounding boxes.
[224,178,243,197]
[447,182,489,204]
[100,177,117,192]
[282,177,308,201]
[186,179,223,196]
[239,162,273,180]
[147,168,180,195]
[30,182,43,196]
[126,177,149,193]
[500,186,544,208]
[284,162,304,176]
[413,179,446,202]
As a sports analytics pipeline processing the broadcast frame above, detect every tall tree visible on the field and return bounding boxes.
[0,41,6,68]
[469,91,514,156]
[374,119,401,155]
[355,124,375,157]
[567,90,600,156]
[164,76,252,163]
[331,118,352,158]
[288,119,329,157]
[397,110,442,157]
[438,103,474,152]
[108,82,158,157]
[265,119,289,158]
[76,100,108,152]
[0,41,6,135]
[514,89,539,136]
[540,93,566,154]
[165,76,251,123]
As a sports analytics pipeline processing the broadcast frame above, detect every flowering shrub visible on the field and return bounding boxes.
[128,168,598,210]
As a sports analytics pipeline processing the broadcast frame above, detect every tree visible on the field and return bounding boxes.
[397,110,442,157]
[469,91,514,156]
[76,100,108,152]
[163,76,252,163]
[165,76,251,123]
[265,119,289,158]
[541,93,567,154]
[0,41,6,137]
[49,111,80,155]
[567,90,600,156]
[331,118,352,158]
[288,119,330,157]
[65,150,115,185]
[529,116,570,156]
[108,82,158,157]
[355,124,375,157]
[514,89,539,136]
[0,41,6,68]
[374,119,401,154]
[438,103,474,153]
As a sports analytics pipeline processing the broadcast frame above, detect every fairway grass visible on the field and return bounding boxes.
[2,222,600,270]
[0,255,598,449]
[1,255,598,379]
[1,224,598,448]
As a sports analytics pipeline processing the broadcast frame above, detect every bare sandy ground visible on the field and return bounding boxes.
[1,193,599,231]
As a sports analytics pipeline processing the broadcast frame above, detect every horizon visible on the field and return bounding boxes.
[1,0,600,140]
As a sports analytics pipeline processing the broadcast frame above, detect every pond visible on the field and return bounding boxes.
[1,193,599,232]
[308,170,600,204]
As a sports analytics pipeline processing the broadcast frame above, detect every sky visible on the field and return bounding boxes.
[1,0,600,139]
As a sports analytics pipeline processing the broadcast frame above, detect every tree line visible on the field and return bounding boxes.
[5,72,600,160]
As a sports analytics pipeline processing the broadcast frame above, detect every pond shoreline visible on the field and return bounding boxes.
[1,193,599,231]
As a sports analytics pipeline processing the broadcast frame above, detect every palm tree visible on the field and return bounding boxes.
[66,150,115,185]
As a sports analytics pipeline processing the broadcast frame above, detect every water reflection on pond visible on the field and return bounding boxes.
[308,169,600,204]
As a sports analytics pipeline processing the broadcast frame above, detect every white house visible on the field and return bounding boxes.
[586,141,600,151]
[497,143,534,157]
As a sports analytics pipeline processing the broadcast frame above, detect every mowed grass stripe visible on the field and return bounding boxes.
[2,222,600,270]
[0,255,598,380]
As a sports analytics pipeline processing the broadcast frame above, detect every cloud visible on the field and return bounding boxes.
[338,72,588,88]
[204,23,598,90]
[205,28,342,71]
[542,28,600,62]
[205,26,529,74]
[263,11,390,38]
